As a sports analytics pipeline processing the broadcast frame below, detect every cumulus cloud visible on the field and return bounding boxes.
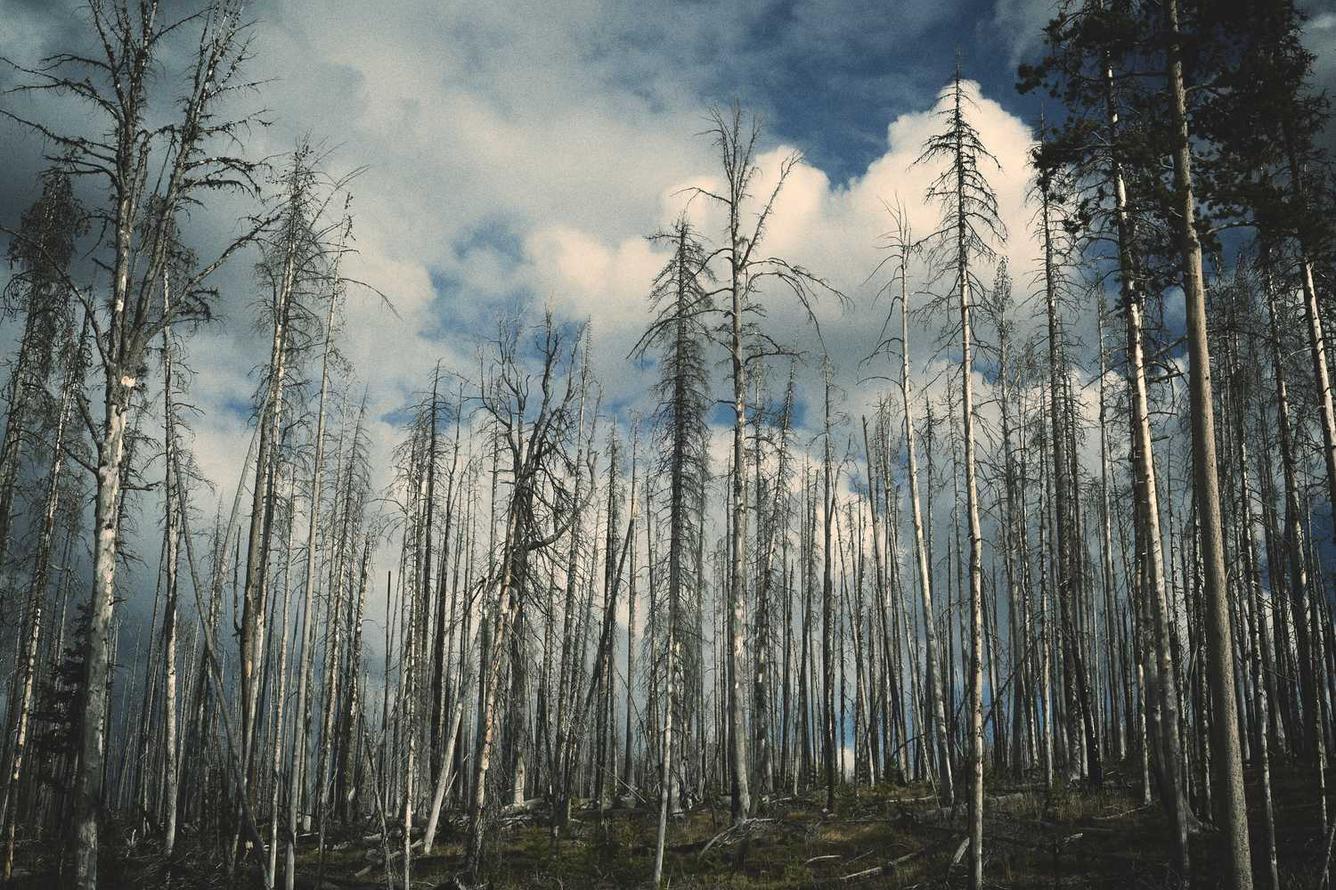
[523,78,1052,433]
[1,0,1104,643]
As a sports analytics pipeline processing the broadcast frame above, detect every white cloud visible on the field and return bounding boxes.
[990,0,1062,67]
[515,79,1049,430]
[4,0,1119,664]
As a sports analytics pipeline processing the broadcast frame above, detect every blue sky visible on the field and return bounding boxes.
[677,0,1047,181]
[1,0,1333,604]
[0,0,1167,540]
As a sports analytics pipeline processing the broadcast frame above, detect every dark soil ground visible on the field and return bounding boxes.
[11,762,1334,888]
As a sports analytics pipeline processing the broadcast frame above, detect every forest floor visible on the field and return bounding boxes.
[10,762,1334,888]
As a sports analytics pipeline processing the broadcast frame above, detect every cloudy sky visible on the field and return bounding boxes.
[2,0,1334,621]
[0,1,1037,477]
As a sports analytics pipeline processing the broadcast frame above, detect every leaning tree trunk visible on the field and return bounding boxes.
[73,368,134,890]
[1102,37,1192,875]
[0,340,74,878]
[822,362,838,813]
[241,230,298,793]
[948,89,987,890]
[285,268,339,890]
[898,245,954,804]
[465,507,522,881]
[651,609,677,879]
[0,317,40,573]
[1164,2,1252,885]
[727,250,753,822]
[1039,175,1102,786]
[161,293,182,858]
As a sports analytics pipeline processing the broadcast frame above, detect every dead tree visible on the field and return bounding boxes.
[1,3,266,883]
[0,171,84,577]
[1162,2,1252,883]
[871,202,955,802]
[694,105,840,823]
[463,315,589,884]
[916,67,1005,890]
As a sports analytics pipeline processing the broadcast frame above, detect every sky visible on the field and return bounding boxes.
[0,0,1051,487]
[1,0,1334,636]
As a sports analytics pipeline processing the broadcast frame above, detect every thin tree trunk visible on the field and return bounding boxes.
[897,235,954,804]
[1164,3,1252,884]
[0,337,74,877]
[285,249,340,890]
[1102,36,1192,874]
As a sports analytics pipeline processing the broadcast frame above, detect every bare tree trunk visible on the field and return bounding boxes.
[728,265,752,822]
[1233,361,1279,890]
[0,317,39,573]
[160,300,182,859]
[1038,167,1101,786]
[285,248,341,889]
[1097,303,1124,763]
[401,556,417,890]
[242,197,301,794]
[265,474,297,888]
[465,509,521,880]
[934,74,989,889]
[1,337,74,878]
[894,223,954,804]
[74,372,133,889]
[822,361,838,813]
[1102,40,1192,874]
[752,380,777,800]
[422,615,479,854]
[623,436,639,800]
[652,615,676,887]
[1164,3,1252,884]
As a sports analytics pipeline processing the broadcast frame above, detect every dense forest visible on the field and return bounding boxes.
[0,0,1334,887]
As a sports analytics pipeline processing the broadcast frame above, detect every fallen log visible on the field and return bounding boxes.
[1090,805,1150,822]
[900,790,1034,824]
[698,817,777,859]
[353,839,424,879]
[836,846,928,883]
